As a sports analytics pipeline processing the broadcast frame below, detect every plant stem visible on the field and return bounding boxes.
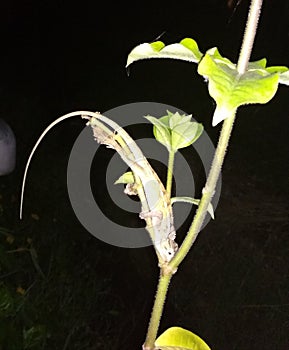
[166,150,175,198]
[169,0,263,271]
[237,0,263,74]
[170,111,236,270]
[143,272,172,350]
[143,0,263,346]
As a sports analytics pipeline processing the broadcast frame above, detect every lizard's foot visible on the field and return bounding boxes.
[139,210,163,221]
[159,261,178,276]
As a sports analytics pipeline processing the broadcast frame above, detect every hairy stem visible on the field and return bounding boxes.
[237,0,263,74]
[143,272,172,350]
[170,111,235,269]
[169,0,263,271]
[166,150,175,198]
[143,0,263,346]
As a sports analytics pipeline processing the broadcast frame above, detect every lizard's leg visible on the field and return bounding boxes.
[139,210,163,223]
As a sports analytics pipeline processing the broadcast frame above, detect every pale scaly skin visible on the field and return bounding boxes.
[19,110,178,265]
[85,113,178,265]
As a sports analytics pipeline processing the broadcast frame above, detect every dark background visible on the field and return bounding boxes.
[0,0,289,349]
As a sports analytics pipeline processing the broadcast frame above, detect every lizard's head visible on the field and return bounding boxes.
[159,240,178,263]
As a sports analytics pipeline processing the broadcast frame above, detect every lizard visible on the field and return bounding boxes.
[19,111,178,266]
[83,113,178,266]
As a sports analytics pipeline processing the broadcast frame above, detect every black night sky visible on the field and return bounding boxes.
[0,1,289,349]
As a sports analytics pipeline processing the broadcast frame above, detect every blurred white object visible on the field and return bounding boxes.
[0,119,16,175]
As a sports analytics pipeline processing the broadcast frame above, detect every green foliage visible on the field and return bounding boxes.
[198,48,286,126]
[23,325,47,349]
[145,111,203,153]
[0,283,46,349]
[0,220,119,349]
[0,283,16,317]
[155,327,211,350]
[114,171,134,185]
[126,4,289,347]
[270,67,289,85]
[0,229,47,349]
[127,38,289,127]
[11,2,289,349]
[126,38,202,67]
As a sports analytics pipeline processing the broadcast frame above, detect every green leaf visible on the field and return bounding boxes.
[171,197,214,219]
[150,41,165,51]
[197,47,280,126]
[145,112,203,153]
[171,120,203,151]
[180,38,202,57]
[155,327,211,350]
[145,116,172,150]
[114,172,134,185]
[126,38,203,67]
[0,283,15,317]
[23,325,47,349]
[266,67,289,86]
